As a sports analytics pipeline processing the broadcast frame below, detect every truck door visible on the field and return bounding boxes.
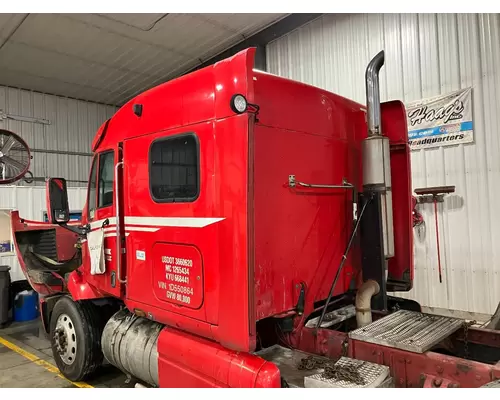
[85,148,123,297]
[120,122,220,326]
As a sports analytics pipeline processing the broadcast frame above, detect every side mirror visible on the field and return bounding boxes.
[46,178,70,224]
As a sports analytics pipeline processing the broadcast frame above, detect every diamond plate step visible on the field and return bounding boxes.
[349,310,463,353]
[255,345,325,388]
[481,379,500,388]
[304,357,390,388]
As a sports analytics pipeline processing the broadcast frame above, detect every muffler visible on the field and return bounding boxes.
[362,50,394,259]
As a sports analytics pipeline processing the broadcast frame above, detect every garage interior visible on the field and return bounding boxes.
[1,12,500,388]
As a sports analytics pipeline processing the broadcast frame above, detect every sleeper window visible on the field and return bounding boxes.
[150,134,199,202]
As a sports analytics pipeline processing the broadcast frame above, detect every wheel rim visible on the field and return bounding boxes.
[53,313,77,365]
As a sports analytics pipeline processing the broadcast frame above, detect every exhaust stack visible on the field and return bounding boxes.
[365,50,384,137]
[362,50,394,259]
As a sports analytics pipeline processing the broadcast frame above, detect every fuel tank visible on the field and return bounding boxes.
[101,308,163,387]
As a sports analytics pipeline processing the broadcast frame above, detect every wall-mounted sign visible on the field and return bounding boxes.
[406,87,473,150]
[0,241,12,253]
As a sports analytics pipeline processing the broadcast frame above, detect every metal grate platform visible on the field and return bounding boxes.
[255,345,326,388]
[304,357,390,388]
[305,305,356,328]
[349,310,464,353]
[481,379,500,388]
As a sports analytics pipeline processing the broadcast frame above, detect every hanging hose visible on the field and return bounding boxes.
[433,198,443,283]
[316,195,371,329]
[414,186,455,285]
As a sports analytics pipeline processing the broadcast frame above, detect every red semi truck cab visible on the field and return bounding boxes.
[10,48,415,387]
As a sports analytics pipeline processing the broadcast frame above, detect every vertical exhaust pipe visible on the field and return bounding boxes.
[365,51,384,137]
[362,50,394,260]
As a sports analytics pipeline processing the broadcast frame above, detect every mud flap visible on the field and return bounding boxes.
[40,293,64,334]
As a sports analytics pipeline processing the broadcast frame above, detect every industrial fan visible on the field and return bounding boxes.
[0,129,31,184]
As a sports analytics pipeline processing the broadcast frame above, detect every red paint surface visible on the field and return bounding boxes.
[434,198,443,283]
[421,375,456,388]
[157,326,280,388]
[66,270,105,301]
[152,243,203,309]
[120,113,253,352]
[456,326,500,348]
[293,327,347,360]
[293,326,500,388]
[11,48,419,387]
[349,338,500,388]
[252,71,365,321]
[10,210,79,296]
[381,101,414,289]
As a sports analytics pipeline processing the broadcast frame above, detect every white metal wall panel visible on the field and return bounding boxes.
[266,13,500,315]
[0,185,87,282]
[0,85,117,187]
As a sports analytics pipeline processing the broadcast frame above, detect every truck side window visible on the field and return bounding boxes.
[98,151,115,208]
[150,134,199,202]
[87,156,98,219]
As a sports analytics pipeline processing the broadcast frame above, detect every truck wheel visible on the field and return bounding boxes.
[49,296,104,382]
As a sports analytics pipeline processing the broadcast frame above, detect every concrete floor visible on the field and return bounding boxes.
[0,319,136,388]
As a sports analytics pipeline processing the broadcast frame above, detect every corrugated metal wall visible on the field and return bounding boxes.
[267,13,500,315]
[0,186,87,282]
[0,85,117,187]
[0,86,114,282]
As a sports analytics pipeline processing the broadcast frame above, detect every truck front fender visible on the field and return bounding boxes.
[66,270,105,301]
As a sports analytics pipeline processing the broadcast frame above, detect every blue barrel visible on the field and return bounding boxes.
[13,290,39,322]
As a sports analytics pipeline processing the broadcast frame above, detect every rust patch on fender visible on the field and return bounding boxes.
[456,363,472,373]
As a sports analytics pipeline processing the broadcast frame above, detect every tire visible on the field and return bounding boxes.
[49,296,105,382]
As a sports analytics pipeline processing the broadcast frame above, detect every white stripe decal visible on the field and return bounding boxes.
[125,226,159,232]
[91,217,224,230]
[103,232,130,238]
[124,217,225,228]
[21,223,51,227]
[102,226,159,233]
